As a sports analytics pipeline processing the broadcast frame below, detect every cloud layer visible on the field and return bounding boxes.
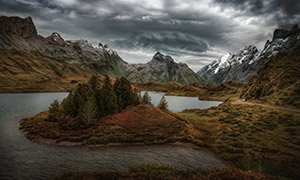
[0,0,299,71]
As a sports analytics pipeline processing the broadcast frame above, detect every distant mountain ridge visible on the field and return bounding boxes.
[197,25,300,85]
[126,52,203,84]
[0,16,202,92]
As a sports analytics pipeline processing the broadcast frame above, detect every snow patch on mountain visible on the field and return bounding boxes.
[197,25,300,85]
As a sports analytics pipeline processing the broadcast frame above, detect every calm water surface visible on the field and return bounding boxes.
[0,92,224,180]
[141,91,222,112]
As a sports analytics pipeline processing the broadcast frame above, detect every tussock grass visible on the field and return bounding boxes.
[177,102,300,179]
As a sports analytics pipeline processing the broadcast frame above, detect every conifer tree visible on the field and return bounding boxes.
[87,75,104,118]
[113,77,138,111]
[88,74,100,92]
[62,83,95,117]
[99,75,118,115]
[78,96,98,128]
[132,90,140,106]
[142,91,152,105]
[48,100,60,122]
[157,96,168,110]
[138,92,142,103]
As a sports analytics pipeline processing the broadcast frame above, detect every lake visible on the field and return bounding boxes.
[0,92,224,180]
[141,91,222,112]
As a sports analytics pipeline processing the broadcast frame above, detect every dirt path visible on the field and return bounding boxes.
[232,98,300,113]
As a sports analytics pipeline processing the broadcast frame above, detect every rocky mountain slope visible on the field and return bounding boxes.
[241,45,300,108]
[126,52,203,84]
[0,16,202,91]
[198,25,300,85]
[0,16,128,78]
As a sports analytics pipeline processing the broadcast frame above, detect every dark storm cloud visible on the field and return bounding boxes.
[212,0,300,27]
[0,0,299,70]
[213,0,300,15]
[113,32,210,56]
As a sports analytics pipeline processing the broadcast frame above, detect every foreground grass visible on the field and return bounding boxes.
[54,163,276,180]
[177,102,300,179]
[20,104,188,145]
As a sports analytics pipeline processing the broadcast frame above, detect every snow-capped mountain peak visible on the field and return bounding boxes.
[197,24,300,85]
[214,53,231,73]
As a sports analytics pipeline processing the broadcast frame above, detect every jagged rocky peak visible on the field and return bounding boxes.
[0,16,37,38]
[149,51,175,64]
[234,45,258,56]
[273,24,300,40]
[49,32,64,41]
[98,43,104,48]
[48,32,65,45]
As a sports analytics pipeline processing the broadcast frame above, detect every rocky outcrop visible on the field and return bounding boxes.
[0,16,37,38]
[126,52,203,84]
[198,24,300,85]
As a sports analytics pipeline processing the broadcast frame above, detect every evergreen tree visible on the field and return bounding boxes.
[78,96,98,128]
[88,74,100,92]
[47,100,60,122]
[157,96,168,110]
[99,75,118,115]
[142,91,152,105]
[88,75,104,118]
[138,92,142,103]
[113,78,125,111]
[62,83,96,117]
[132,90,140,106]
[114,77,139,111]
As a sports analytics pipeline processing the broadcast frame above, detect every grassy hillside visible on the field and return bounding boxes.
[241,46,300,109]
[177,102,300,179]
[0,49,127,92]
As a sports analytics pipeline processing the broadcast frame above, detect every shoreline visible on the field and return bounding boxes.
[31,136,202,150]
[29,135,231,168]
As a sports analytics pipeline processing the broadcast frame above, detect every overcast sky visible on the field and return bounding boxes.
[1,0,299,71]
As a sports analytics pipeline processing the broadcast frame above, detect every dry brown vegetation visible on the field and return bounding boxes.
[0,49,94,92]
[177,101,300,179]
[55,164,276,180]
[136,81,245,101]
[242,46,300,109]
[20,104,188,145]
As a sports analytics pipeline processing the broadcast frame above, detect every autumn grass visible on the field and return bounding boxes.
[20,104,189,146]
[241,46,300,109]
[176,102,300,179]
[136,81,244,101]
[0,49,95,93]
[54,163,276,180]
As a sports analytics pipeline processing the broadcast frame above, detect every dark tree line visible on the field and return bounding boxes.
[47,75,145,130]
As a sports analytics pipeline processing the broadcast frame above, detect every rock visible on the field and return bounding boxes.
[0,16,37,38]
[126,52,203,84]
[197,24,300,85]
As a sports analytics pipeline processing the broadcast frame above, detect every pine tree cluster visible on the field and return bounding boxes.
[47,75,140,130]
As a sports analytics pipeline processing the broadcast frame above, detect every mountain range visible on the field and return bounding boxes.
[1,15,300,93]
[0,16,202,92]
[197,24,300,85]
